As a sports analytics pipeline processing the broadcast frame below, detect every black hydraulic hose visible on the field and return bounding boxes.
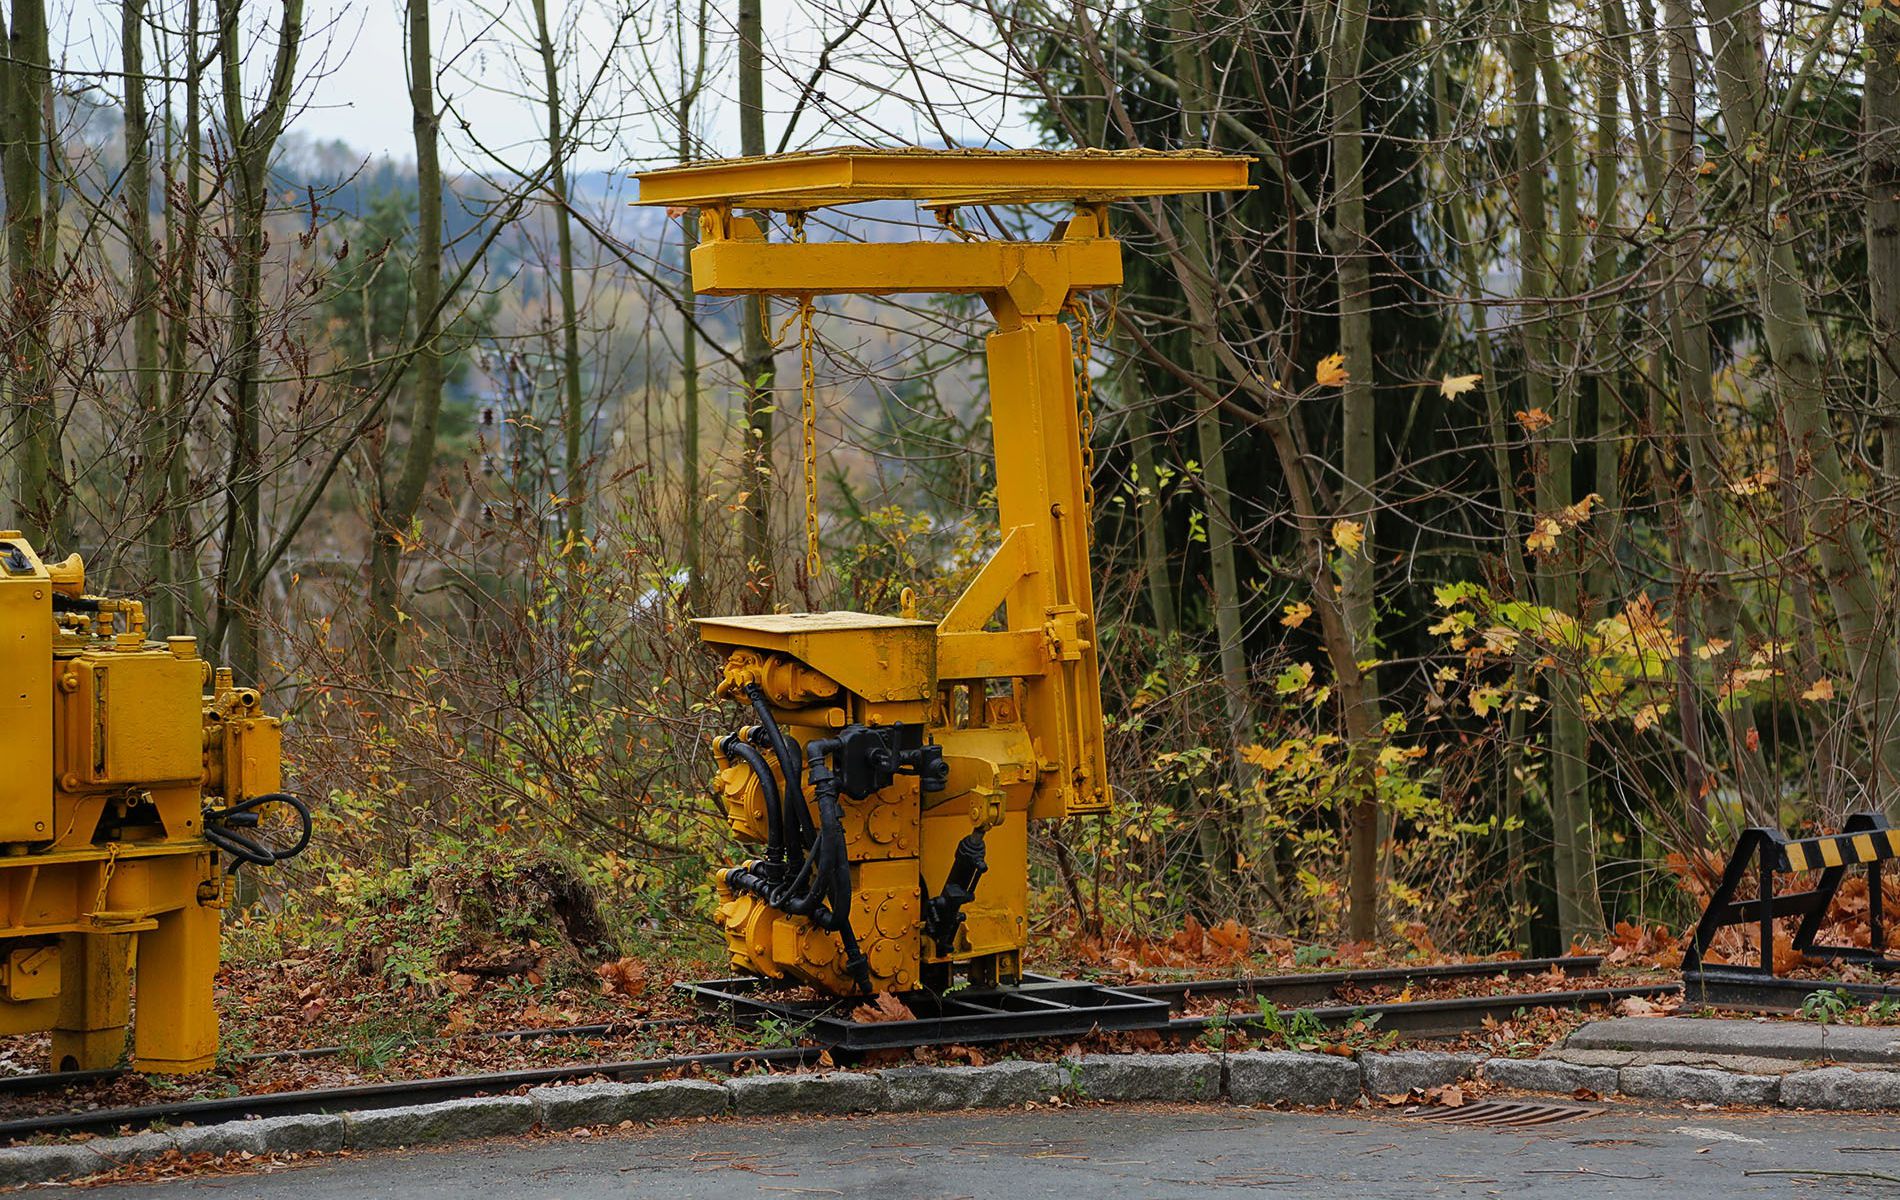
[751,726,809,873]
[203,792,313,870]
[718,735,783,873]
[743,686,817,868]
[805,738,870,992]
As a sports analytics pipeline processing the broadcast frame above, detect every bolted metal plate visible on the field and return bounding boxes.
[1413,1100,1600,1128]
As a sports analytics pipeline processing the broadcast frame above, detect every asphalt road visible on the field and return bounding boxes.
[103,1103,1900,1198]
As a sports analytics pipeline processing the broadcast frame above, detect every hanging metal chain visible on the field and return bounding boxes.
[798,296,821,580]
[760,214,811,349]
[1066,297,1098,516]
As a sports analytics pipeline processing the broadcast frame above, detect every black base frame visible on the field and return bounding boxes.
[678,974,1171,1051]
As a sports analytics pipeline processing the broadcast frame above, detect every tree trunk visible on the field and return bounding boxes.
[124,0,169,625]
[1123,354,1178,635]
[2,0,65,544]
[1429,0,1531,946]
[737,0,775,610]
[212,0,302,686]
[159,0,208,633]
[678,1,708,613]
[530,0,586,555]
[367,0,446,678]
[1511,10,1603,940]
[1325,0,1381,942]
[1870,0,1900,486]
[1659,0,1770,824]
[1167,0,1251,903]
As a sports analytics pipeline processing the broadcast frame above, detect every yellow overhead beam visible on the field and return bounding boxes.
[635,146,1252,211]
[689,239,1122,307]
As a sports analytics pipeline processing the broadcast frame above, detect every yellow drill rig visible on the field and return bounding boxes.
[0,533,306,1072]
[636,148,1250,996]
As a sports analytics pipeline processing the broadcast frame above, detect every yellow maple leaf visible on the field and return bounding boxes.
[1633,703,1666,733]
[1694,638,1731,661]
[1239,743,1293,771]
[1801,677,1836,702]
[1332,519,1365,555]
[1439,373,1482,398]
[1525,517,1562,553]
[1314,352,1349,387]
[1281,601,1313,628]
[1515,407,1554,433]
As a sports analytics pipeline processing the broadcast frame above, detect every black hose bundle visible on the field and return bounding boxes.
[717,734,784,879]
[717,688,872,993]
[203,792,313,871]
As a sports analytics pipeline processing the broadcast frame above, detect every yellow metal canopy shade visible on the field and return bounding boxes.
[634,146,1252,211]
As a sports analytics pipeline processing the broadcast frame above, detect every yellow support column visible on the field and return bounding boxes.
[986,317,1111,819]
[131,899,220,1073]
[50,932,130,1072]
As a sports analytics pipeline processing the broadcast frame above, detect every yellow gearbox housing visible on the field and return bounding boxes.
[0,532,292,1072]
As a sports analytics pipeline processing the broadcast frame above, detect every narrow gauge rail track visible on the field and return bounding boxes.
[0,956,1677,1143]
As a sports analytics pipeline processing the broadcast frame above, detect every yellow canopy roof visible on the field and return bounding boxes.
[634,146,1253,211]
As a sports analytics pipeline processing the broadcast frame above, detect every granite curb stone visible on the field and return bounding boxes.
[727,1070,883,1116]
[1482,1056,1620,1096]
[1072,1052,1222,1102]
[1617,1064,1779,1106]
[1359,1051,1483,1095]
[878,1061,1063,1111]
[528,1078,731,1127]
[342,1096,537,1150]
[1228,1050,1363,1106]
[1780,1066,1900,1110]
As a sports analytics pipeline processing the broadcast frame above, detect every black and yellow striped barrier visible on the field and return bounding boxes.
[1682,811,1896,980]
[1781,827,1900,872]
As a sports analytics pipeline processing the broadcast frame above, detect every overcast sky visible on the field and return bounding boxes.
[55,0,1038,174]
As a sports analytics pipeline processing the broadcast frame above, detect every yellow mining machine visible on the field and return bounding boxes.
[0,534,307,1072]
[636,148,1249,1000]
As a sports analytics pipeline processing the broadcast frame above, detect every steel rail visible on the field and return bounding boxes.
[1164,982,1683,1040]
[0,1017,700,1099]
[1121,954,1606,1008]
[0,1045,827,1141]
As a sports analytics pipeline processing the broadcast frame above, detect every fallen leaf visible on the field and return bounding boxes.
[851,992,918,1024]
[1802,677,1836,702]
[594,957,649,998]
[1516,407,1553,433]
[1281,601,1313,628]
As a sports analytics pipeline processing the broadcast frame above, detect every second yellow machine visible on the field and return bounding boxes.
[637,148,1250,996]
[0,534,306,1072]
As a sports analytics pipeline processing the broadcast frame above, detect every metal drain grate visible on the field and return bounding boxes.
[1412,1101,1599,1128]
